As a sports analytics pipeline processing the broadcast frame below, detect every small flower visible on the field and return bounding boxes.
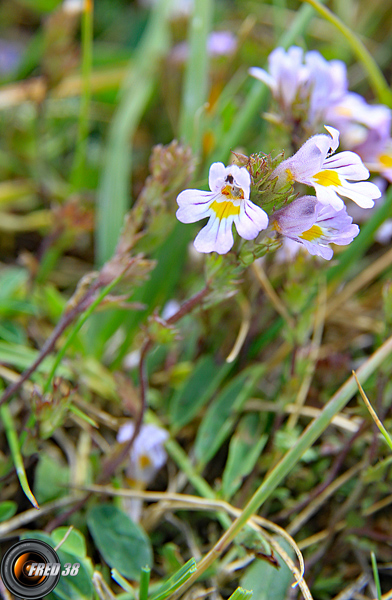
[353,133,392,183]
[249,46,307,110]
[326,92,391,145]
[273,126,381,210]
[273,195,359,260]
[176,162,268,254]
[249,47,347,124]
[117,422,169,485]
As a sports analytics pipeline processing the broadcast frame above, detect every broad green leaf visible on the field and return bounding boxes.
[50,549,93,600]
[170,356,231,431]
[221,414,267,500]
[0,267,28,299]
[240,541,293,600]
[34,454,69,504]
[87,504,152,580]
[0,500,17,522]
[51,527,87,558]
[194,367,264,467]
[21,532,93,600]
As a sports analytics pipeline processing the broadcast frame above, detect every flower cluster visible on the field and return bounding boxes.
[176,126,380,260]
[249,46,392,182]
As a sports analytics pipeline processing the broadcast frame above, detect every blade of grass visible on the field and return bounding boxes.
[300,0,392,106]
[171,333,392,598]
[353,371,392,452]
[96,0,173,265]
[179,0,213,154]
[138,566,150,600]
[149,559,197,600]
[227,588,253,600]
[111,569,136,597]
[0,403,39,509]
[371,552,382,600]
[70,0,94,187]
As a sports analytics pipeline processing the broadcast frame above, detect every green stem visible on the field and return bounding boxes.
[43,273,124,393]
[371,552,382,600]
[139,566,150,600]
[300,0,392,106]
[179,0,213,154]
[71,0,94,187]
[0,403,39,509]
[171,333,392,597]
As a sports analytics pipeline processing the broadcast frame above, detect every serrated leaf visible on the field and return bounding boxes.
[87,504,152,581]
[170,356,231,431]
[221,414,267,500]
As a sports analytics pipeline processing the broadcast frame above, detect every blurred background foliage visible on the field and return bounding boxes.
[0,1,392,599]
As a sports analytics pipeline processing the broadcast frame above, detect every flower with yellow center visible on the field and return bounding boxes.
[273,126,381,210]
[272,195,359,260]
[117,422,168,485]
[176,162,268,254]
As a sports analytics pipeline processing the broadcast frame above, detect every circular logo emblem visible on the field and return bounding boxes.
[1,539,61,599]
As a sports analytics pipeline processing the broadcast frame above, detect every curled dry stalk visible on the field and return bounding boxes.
[77,485,311,600]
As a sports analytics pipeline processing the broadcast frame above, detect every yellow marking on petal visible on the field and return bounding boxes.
[300,224,323,242]
[285,168,294,181]
[313,170,341,187]
[221,184,244,200]
[336,107,353,117]
[210,200,241,220]
[139,454,152,469]
[272,220,281,232]
[379,154,392,169]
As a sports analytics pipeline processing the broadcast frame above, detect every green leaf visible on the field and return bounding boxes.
[170,356,231,431]
[51,528,87,558]
[34,454,69,504]
[194,367,264,467]
[0,404,38,509]
[21,532,94,600]
[227,587,253,600]
[0,500,17,522]
[87,504,152,580]
[149,558,197,600]
[221,414,267,500]
[240,541,293,600]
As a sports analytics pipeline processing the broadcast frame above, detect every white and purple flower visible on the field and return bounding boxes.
[249,47,347,123]
[249,46,307,111]
[176,162,269,254]
[273,126,381,210]
[273,196,360,260]
[117,422,169,485]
